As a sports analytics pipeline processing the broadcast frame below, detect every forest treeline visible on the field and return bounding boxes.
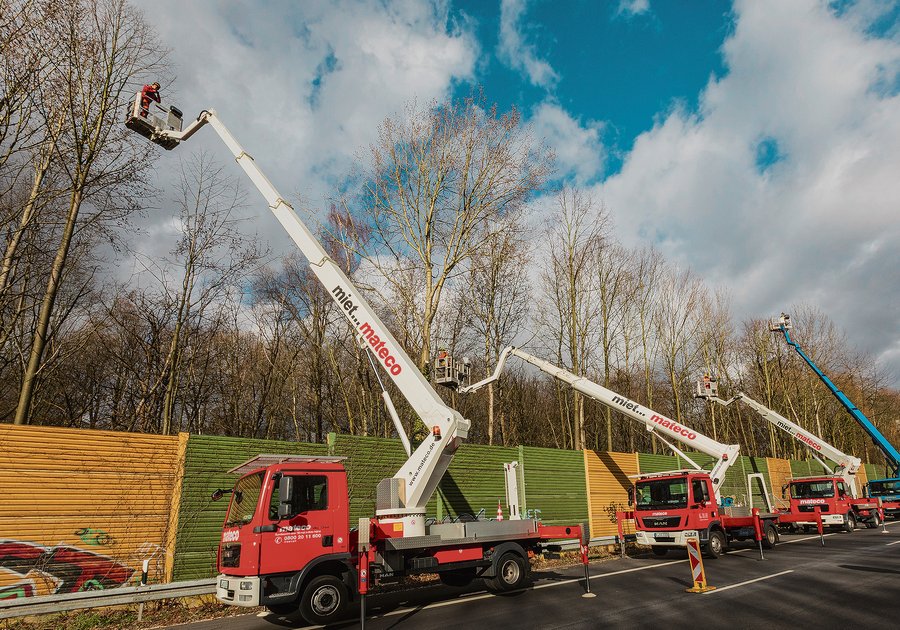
[2,0,897,469]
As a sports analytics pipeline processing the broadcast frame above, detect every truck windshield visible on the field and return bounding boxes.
[635,478,688,510]
[225,472,264,527]
[868,480,899,496]
[790,481,834,499]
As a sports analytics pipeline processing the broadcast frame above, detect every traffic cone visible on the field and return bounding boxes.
[497,500,504,521]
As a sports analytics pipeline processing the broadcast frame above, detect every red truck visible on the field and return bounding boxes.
[782,475,883,532]
[696,380,884,533]
[631,470,780,557]
[214,454,585,625]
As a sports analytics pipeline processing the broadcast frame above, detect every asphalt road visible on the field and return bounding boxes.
[166,523,900,630]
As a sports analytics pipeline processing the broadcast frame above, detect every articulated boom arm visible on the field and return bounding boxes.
[696,380,861,496]
[461,347,740,496]
[148,110,469,514]
[771,314,900,478]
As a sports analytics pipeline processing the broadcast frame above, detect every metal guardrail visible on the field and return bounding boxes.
[0,578,216,620]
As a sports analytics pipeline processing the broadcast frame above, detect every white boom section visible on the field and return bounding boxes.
[151,110,469,518]
[696,383,861,497]
[461,347,740,497]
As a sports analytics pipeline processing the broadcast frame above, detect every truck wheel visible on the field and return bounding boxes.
[843,513,857,533]
[866,512,882,529]
[485,552,528,592]
[704,530,726,559]
[762,523,779,549]
[439,568,477,587]
[299,575,348,626]
[651,546,668,557]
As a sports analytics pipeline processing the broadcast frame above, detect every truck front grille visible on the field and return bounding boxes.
[640,517,682,529]
[221,543,241,567]
[798,505,830,513]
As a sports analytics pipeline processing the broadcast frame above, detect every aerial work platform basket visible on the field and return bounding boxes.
[124,91,183,150]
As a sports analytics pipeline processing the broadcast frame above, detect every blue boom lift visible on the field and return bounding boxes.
[770,313,900,517]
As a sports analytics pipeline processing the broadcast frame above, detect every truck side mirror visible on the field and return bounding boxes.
[627,487,634,507]
[277,475,295,519]
[211,488,232,501]
[781,484,789,499]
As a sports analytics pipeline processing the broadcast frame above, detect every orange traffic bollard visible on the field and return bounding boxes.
[685,533,715,593]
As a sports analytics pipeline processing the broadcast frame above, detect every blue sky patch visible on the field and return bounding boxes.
[754,136,785,174]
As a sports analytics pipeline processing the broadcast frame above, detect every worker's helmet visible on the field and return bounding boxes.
[151,82,160,89]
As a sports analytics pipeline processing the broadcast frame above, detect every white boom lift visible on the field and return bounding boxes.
[696,376,862,497]
[455,346,740,499]
[127,97,471,536]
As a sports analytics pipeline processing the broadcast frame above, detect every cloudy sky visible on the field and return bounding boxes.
[146,0,900,380]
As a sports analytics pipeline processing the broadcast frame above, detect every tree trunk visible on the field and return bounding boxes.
[14,187,83,424]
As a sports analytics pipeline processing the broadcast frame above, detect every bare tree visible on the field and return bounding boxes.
[463,213,530,445]
[154,154,260,434]
[654,266,706,424]
[353,92,552,375]
[14,0,165,424]
[594,241,629,450]
[537,186,607,450]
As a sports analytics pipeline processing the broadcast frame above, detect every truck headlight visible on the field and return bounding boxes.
[240,581,253,590]
[220,579,228,588]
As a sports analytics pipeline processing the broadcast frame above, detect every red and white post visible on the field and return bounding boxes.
[685,532,715,593]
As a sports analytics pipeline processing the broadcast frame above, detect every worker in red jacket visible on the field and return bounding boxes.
[140,82,161,117]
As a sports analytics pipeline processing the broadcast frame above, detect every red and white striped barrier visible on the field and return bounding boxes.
[685,532,715,593]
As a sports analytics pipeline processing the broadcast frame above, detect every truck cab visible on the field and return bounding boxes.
[865,478,900,518]
[215,455,354,616]
[633,471,722,553]
[785,476,871,530]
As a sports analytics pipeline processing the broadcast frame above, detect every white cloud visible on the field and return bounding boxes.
[598,0,900,377]
[530,101,605,183]
[498,0,559,89]
[133,0,477,269]
[617,0,651,18]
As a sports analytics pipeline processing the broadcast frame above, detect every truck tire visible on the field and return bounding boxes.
[439,568,477,587]
[865,511,882,529]
[704,530,726,559]
[761,523,779,549]
[651,546,668,557]
[299,574,348,626]
[843,513,857,533]
[485,552,528,592]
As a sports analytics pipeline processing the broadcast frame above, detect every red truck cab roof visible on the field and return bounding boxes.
[229,454,347,476]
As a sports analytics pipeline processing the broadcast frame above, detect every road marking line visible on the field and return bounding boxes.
[376,559,685,619]
[371,529,878,621]
[536,558,686,589]
[701,570,794,595]
[886,540,900,546]
[779,532,837,545]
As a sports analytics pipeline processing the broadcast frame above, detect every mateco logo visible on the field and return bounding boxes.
[332,285,402,377]
[649,414,697,440]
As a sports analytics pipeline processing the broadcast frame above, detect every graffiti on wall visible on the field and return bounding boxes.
[74,528,114,547]
[0,540,135,600]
